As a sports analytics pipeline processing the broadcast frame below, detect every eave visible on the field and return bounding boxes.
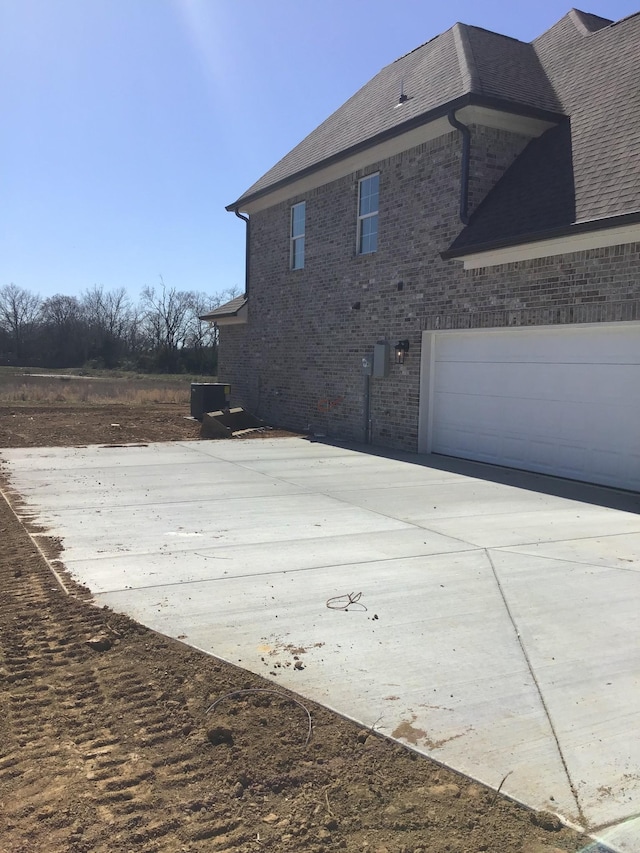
[200,297,248,326]
[227,94,564,214]
[442,211,640,269]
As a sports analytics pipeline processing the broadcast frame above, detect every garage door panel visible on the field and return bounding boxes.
[436,324,639,364]
[435,392,583,441]
[435,392,631,448]
[435,362,640,405]
[424,324,640,491]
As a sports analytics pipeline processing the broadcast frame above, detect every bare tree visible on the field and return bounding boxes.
[82,285,133,367]
[0,283,42,362]
[189,286,241,349]
[39,294,85,367]
[139,278,196,372]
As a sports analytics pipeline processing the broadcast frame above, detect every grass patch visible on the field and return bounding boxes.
[0,369,217,407]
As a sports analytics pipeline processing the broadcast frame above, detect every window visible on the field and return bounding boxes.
[357,173,379,254]
[290,202,305,269]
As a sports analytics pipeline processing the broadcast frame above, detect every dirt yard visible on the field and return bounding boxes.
[0,404,603,852]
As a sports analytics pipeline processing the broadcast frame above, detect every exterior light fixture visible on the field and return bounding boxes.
[395,339,410,364]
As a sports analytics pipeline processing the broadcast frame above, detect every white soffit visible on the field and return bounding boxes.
[457,105,556,138]
[458,221,640,269]
[242,108,555,215]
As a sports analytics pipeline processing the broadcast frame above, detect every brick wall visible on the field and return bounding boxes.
[218,125,640,451]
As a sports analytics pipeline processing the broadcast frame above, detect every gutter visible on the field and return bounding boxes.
[447,110,471,225]
[232,210,250,297]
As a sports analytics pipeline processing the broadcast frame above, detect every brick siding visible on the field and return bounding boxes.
[219,125,640,452]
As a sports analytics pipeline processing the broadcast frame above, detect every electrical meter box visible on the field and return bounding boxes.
[361,354,373,376]
[372,341,389,378]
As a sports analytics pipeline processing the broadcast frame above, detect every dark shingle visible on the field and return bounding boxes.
[200,295,247,321]
[231,23,563,207]
[234,28,464,204]
[448,120,576,252]
[231,8,640,251]
[462,27,560,112]
[535,10,640,223]
[448,9,640,255]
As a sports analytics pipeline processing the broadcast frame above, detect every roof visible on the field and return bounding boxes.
[448,9,640,256]
[229,22,563,209]
[200,295,247,321]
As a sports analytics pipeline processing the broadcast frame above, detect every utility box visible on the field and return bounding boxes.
[372,341,390,378]
[190,383,231,420]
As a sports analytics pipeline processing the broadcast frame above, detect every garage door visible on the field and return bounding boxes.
[419,323,640,491]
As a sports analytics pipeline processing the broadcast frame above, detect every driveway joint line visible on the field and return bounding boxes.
[22,490,313,513]
[452,528,640,549]
[484,547,586,827]
[300,488,484,546]
[493,547,640,574]
[589,809,640,834]
[82,545,485,595]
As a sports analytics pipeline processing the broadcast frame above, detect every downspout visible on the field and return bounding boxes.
[234,210,250,296]
[447,110,470,225]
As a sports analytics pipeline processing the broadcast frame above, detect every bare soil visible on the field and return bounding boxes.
[0,404,602,852]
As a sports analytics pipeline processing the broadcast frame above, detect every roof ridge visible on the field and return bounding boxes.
[452,24,480,94]
[458,23,528,44]
[569,8,612,35]
[391,31,440,64]
[391,18,529,68]
[609,10,640,28]
[534,8,613,44]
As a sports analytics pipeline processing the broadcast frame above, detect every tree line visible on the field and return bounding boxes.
[0,281,239,374]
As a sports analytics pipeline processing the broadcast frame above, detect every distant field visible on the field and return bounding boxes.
[0,368,216,406]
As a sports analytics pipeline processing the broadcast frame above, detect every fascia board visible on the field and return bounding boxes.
[230,99,561,215]
[455,221,640,269]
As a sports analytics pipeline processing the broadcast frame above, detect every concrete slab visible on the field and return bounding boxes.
[95,551,581,823]
[428,507,640,549]
[489,549,640,830]
[28,492,416,561]
[593,818,640,853]
[62,527,473,593]
[5,460,310,510]
[502,534,640,573]
[2,436,640,850]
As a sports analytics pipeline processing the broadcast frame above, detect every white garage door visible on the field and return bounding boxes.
[419,323,640,491]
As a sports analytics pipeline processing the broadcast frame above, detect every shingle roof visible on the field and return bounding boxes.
[229,23,563,208]
[448,9,640,255]
[459,26,560,111]
[200,295,247,321]
[535,10,640,222]
[446,121,577,250]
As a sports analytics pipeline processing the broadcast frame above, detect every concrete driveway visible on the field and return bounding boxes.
[2,437,640,851]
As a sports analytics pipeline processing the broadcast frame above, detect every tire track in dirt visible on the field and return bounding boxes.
[0,489,267,852]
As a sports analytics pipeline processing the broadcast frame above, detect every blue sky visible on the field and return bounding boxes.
[1,0,637,301]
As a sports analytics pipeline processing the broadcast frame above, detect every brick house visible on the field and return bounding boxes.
[204,9,640,492]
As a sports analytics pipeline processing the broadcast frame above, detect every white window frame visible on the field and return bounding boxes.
[357,173,379,255]
[290,201,305,269]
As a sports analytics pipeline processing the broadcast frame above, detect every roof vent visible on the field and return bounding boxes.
[395,79,409,108]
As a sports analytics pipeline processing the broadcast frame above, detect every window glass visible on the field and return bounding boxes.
[360,214,378,254]
[290,202,305,269]
[358,174,379,254]
[292,202,305,238]
[359,174,379,217]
